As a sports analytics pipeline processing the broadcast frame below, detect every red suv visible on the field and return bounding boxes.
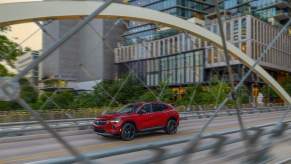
[92,102,179,140]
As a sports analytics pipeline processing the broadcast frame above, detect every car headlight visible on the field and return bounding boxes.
[109,118,121,123]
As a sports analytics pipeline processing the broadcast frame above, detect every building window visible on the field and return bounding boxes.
[226,22,231,41]
[160,40,164,56]
[241,18,247,40]
[165,39,169,55]
[169,38,173,54]
[241,42,247,53]
[174,37,178,53]
[233,20,239,41]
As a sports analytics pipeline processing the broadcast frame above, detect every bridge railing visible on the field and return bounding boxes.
[0,106,288,137]
[28,120,291,164]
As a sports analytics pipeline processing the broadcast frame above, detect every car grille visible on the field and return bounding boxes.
[94,128,105,133]
[94,120,107,125]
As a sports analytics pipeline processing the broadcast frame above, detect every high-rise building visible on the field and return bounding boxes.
[122,0,214,45]
[115,0,291,88]
[221,0,290,26]
[41,19,126,83]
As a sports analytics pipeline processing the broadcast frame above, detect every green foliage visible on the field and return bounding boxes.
[0,26,27,69]
[0,35,22,63]
[94,75,146,106]
[37,91,75,109]
[20,79,38,104]
[71,93,98,108]
[261,85,278,103]
[261,76,291,103]
[0,78,38,111]
[155,82,175,102]
[0,73,254,111]
[282,76,291,95]
[0,64,8,76]
[236,85,250,104]
[206,81,230,106]
[138,90,157,102]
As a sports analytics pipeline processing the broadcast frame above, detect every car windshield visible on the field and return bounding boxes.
[118,104,140,114]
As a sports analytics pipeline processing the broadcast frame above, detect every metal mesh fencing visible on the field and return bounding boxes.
[0,0,290,163]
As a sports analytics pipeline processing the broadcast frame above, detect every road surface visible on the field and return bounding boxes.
[1,111,291,164]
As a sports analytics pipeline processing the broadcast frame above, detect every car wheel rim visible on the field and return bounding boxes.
[124,125,134,139]
[168,121,177,134]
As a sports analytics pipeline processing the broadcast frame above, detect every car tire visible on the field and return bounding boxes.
[165,119,177,134]
[121,123,136,141]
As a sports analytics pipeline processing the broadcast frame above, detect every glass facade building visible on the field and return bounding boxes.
[115,0,291,88]
[222,0,291,26]
[118,49,205,86]
[123,0,213,45]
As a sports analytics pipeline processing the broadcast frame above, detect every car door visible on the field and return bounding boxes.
[151,103,168,127]
[136,103,155,130]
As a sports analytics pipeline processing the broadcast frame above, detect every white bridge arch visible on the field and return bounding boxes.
[0,1,290,104]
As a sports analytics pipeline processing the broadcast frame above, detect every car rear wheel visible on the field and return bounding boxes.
[165,119,177,134]
[121,123,136,140]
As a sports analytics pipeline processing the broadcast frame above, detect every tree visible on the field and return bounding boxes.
[37,91,75,109]
[71,92,98,108]
[0,64,8,76]
[0,34,22,65]
[0,78,38,111]
[282,76,291,95]
[261,85,278,104]
[94,75,146,107]
[20,79,38,104]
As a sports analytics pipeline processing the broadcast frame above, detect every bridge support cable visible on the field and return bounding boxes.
[177,15,291,164]
[0,0,117,163]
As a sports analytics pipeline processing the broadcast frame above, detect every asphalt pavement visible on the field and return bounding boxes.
[1,111,291,164]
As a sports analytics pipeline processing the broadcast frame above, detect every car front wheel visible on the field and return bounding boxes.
[165,119,177,134]
[121,123,136,140]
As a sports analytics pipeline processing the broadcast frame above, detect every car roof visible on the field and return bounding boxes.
[132,101,167,106]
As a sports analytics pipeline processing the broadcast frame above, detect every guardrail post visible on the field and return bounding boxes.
[196,111,202,119]
[247,127,263,145]
[227,110,232,116]
[245,145,272,164]
[270,122,288,138]
[244,127,273,164]
[150,147,166,164]
[208,134,228,155]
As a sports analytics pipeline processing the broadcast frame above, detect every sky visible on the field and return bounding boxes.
[1,0,42,51]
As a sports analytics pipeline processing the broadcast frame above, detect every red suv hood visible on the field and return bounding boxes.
[96,112,126,120]
[96,112,137,120]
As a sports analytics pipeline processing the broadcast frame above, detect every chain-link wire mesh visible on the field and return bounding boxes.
[0,0,291,163]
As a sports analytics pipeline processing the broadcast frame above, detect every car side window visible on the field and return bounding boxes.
[139,104,152,113]
[152,103,167,112]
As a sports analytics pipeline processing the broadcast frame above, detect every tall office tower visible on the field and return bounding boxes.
[221,0,291,26]
[41,19,126,84]
[122,0,214,45]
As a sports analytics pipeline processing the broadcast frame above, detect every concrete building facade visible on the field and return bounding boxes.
[41,19,125,82]
[16,51,39,85]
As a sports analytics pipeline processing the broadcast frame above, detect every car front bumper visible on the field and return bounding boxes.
[92,123,122,136]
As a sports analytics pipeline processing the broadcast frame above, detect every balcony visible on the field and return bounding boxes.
[273,10,290,20]
[255,0,291,11]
